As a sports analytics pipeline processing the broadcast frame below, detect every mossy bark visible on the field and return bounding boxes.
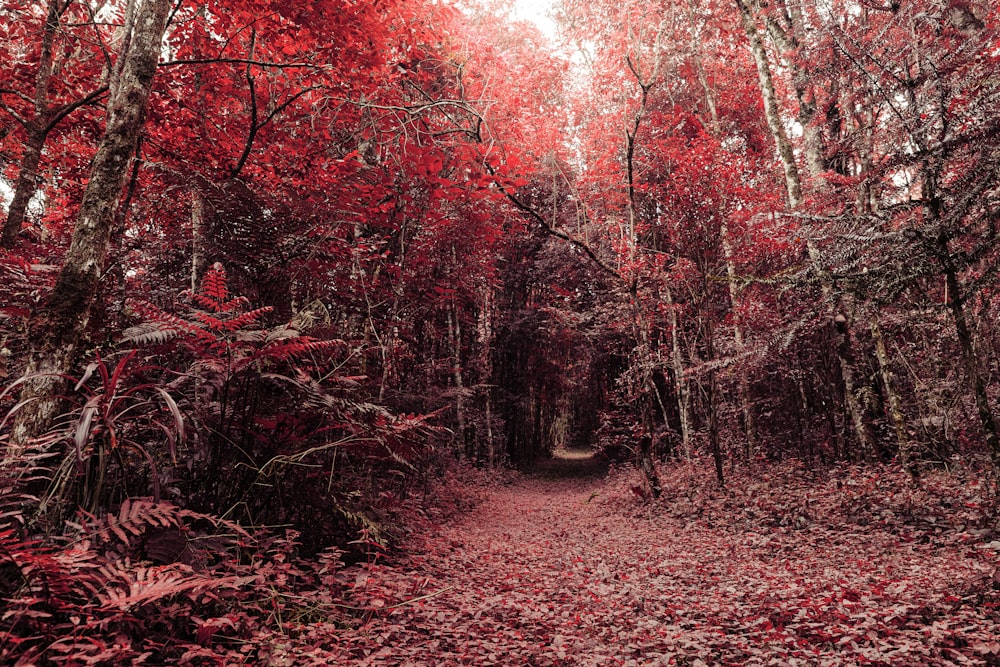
[8,0,174,449]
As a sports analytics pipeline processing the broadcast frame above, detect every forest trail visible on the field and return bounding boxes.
[336,461,1000,666]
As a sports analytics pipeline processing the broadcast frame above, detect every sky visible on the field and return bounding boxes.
[512,0,558,39]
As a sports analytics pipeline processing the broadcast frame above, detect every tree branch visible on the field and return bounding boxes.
[159,57,324,69]
[483,162,622,282]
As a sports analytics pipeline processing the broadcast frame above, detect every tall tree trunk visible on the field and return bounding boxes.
[684,0,719,130]
[870,312,915,474]
[190,190,206,292]
[834,307,875,458]
[691,12,755,461]
[704,317,725,486]
[447,306,467,458]
[938,233,1000,465]
[477,286,496,468]
[720,219,756,458]
[737,0,875,455]
[665,285,693,457]
[633,310,662,497]
[2,0,63,248]
[735,0,801,209]
[8,0,174,449]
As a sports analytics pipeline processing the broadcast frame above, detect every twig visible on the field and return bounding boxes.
[330,585,456,613]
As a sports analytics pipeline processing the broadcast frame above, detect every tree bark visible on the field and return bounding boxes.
[2,129,46,247]
[665,285,693,457]
[8,0,174,448]
[2,0,63,248]
[938,234,1000,465]
[870,312,915,475]
[447,305,467,458]
[704,317,725,486]
[720,219,757,458]
[834,307,876,458]
[737,0,875,455]
[735,0,801,209]
[190,189,206,292]
[477,286,496,468]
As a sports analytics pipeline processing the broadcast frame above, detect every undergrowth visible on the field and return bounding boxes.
[601,456,1000,538]
[0,264,486,664]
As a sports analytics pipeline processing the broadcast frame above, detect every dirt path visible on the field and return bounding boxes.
[333,457,999,666]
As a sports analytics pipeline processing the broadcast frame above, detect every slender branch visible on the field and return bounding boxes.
[0,99,30,127]
[159,57,324,69]
[483,162,621,282]
[0,88,39,108]
[166,0,184,27]
[231,30,258,178]
[44,86,109,134]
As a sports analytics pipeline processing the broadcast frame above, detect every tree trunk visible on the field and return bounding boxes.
[720,219,756,458]
[2,129,46,247]
[633,311,663,496]
[1,0,63,248]
[939,235,1000,465]
[484,391,496,469]
[665,285,693,457]
[735,0,801,208]
[8,0,174,449]
[704,317,725,486]
[477,286,496,468]
[834,307,876,458]
[870,312,915,475]
[738,0,875,455]
[190,190,206,292]
[447,306,467,458]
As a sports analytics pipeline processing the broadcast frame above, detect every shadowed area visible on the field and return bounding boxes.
[527,447,609,480]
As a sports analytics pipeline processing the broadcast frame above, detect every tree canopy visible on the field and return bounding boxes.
[2,0,1000,662]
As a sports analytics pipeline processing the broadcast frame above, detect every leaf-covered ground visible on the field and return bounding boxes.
[271,457,1000,666]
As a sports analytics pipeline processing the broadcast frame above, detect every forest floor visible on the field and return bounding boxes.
[276,454,1000,666]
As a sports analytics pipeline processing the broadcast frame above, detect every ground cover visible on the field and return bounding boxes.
[284,456,1000,666]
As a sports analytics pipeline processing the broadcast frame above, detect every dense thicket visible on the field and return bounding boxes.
[1,0,999,661]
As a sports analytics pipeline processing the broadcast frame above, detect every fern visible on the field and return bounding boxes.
[119,320,179,346]
[75,497,251,552]
[256,337,347,362]
[198,262,230,305]
[220,307,274,332]
[113,262,443,558]
[97,562,230,613]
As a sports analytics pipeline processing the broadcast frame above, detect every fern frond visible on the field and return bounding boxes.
[128,303,207,341]
[221,307,274,332]
[233,329,268,344]
[218,295,251,313]
[263,324,303,343]
[121,321,180,346]
[191,292,250,314]
[83,498,181,549]
[190,310,226,331]
[80,498,252,553]
[288,299,332,332]
[97,562,226,612]
[198,263,229,306]
[257,338,345,362]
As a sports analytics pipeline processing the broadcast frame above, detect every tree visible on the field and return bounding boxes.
[0,0,108,248]
[9,0,175,448]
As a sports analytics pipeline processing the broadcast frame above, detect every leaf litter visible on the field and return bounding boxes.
[284,459,1000,666]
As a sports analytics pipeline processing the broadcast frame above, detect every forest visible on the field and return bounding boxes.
[1,0,999,664]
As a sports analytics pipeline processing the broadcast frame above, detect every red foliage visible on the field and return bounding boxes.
[3,0,1000,663]
[311,461,1000,666]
